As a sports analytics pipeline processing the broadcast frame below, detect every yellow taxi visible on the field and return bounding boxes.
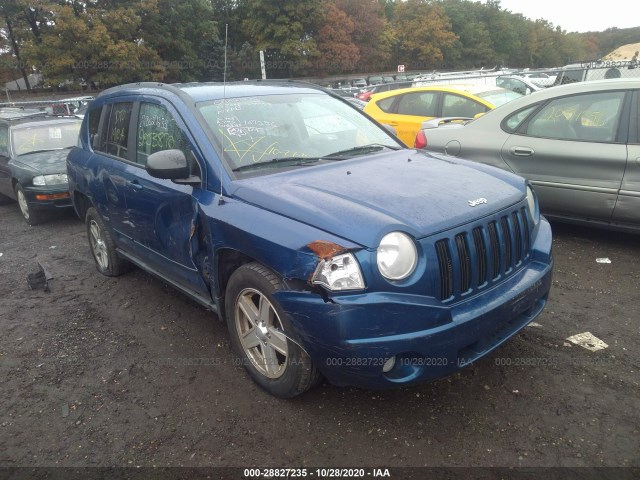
[363,84,522,146]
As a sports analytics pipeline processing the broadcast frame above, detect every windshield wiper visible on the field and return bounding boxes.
[18,147,72,156]
[322,144,401,159]
[232,157,320,173]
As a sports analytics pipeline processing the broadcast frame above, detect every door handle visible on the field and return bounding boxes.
[510,146,534,156]
[128,180,143,191]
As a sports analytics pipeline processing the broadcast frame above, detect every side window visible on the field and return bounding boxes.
[442,93,487,118]
[0,126,8,156]
[525,92,625,142]
[136,103,189,166]
[88,106,102,150]
[504,105,538,132]
[104,102,133,159]
[376,97,396,113]
[396,92,438,117]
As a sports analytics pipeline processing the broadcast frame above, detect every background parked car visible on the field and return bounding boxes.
[415,78,640,233]
[517,71,557,87]
[364,84,521,146]
[0,110,81,224]
[355,81,412,102]
[496,75,543,95]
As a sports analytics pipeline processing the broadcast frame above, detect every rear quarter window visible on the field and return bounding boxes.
[102,103,133,160]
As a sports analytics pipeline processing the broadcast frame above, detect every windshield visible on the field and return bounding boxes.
[198,93,401,175]
[12,121,81,156]
[476,89,522,107]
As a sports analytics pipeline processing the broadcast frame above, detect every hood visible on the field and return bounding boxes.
[11,149,70,175]
[230,150,525,248]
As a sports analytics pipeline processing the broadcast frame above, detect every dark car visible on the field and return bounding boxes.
[0,111,81,224]
[415,78,640,233]
[67,81,553,398]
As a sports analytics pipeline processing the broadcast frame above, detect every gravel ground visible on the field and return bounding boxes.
[0,202,638,477]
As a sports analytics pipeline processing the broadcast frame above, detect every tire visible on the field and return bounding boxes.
[85,207,131,276]
[15,184,45,225]
[225,262,321,398]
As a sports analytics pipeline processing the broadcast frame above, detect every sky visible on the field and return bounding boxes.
[494,0,640,33]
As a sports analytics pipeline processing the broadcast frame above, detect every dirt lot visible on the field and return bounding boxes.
[0,202,638,476]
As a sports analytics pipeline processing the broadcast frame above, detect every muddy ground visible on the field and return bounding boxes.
[0,202,638,476]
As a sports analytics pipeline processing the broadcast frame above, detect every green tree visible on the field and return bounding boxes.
[316,2,360,75]
[337,0,392,72]
[391,0,458,70]
[243,0,324,77]
[141,0,220,82]
[24,3,162,89]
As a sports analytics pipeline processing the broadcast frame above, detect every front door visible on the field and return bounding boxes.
[502,90,629,222]
[123,100,209,297]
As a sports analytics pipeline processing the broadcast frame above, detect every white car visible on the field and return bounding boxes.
[518,72,557,87]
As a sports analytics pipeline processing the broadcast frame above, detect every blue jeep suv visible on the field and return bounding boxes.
[67,81,553,398]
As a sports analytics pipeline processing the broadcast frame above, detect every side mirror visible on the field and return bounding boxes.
[146,149,190,180]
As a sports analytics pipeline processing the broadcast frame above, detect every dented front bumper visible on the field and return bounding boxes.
[274,222,554,389]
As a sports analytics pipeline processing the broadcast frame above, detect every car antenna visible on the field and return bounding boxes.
[218,23,229,206]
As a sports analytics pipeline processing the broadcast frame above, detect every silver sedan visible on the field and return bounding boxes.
[415,78,640,233]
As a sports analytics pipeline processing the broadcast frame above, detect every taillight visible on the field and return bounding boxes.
[414,130,427,149]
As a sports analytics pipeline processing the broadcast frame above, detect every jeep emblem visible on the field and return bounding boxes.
[468,198,488,207]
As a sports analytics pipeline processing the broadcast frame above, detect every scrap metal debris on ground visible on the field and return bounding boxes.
[566,332,609,352]
[27,262,53,292]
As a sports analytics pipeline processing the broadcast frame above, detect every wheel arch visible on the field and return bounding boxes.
[72,190,93,220]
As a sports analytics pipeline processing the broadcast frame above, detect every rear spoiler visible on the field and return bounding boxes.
[420,117,473,129]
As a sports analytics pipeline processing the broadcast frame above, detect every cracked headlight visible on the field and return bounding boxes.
[377,232,417,280]
[32,174,69,186]
[311,253,365,291]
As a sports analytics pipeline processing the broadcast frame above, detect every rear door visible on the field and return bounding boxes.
[371,91,439,146]
[0,125,12,198]
[612,89,640,228]
[501,90,629,222]
[89,100,138,250]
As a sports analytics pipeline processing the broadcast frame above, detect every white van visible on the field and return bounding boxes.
[554,59,640,85]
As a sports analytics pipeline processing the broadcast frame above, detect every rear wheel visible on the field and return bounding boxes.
[225,262,320,398]
[15,184,44,225]
[85,207,131,276]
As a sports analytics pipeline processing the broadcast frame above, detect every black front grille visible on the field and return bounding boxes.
[434,207,531,300]
[472,227,487,286]
[435,239,453,300]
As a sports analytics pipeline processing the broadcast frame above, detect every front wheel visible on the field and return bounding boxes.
[225,262,320,398]
[85,207,131,276]
[15,184,44,225]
